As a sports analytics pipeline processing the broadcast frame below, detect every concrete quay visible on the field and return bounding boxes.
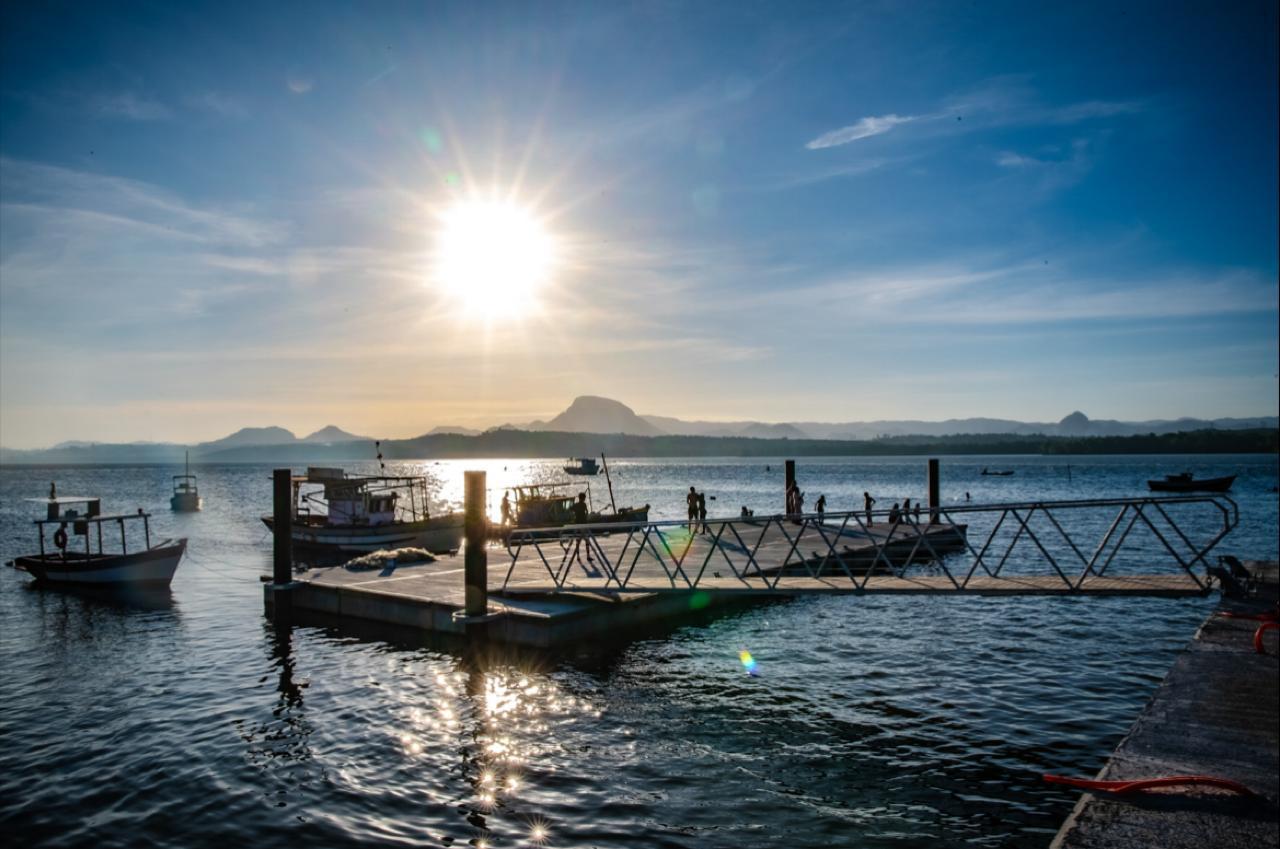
[1052,561,1279,849]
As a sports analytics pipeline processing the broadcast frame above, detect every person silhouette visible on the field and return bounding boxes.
[686,486,698,529]
[863,491,876,526]
[500,491,513,526]
[815,494,826,523]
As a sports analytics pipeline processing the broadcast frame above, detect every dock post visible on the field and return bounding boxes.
[464,470,487,620]
[784,459,796,514]
[270,468,294,620]
[927,458,940,523]
[272,468,292,584]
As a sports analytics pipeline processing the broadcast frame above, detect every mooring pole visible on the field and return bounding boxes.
[927,458,940,523]
[784,459,796,515]
[272,468,293,585]
[464,470,487,619]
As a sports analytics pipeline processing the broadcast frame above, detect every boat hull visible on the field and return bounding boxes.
[1147,475,1236,493]
[262,515,465,553]
[171,493,202,511]
[11,540,187,587]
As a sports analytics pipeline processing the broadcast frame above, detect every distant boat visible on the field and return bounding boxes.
[1147,473,1236,493]
[563,457,601,476]
[981,467,1015,476]
[8,493,186,587]
[170,451,202,512]
[261,467,463,554]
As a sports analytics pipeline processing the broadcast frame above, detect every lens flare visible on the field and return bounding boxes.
[738,650,759,677]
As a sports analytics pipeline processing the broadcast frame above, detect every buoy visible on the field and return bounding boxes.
[1254,622,1279,655]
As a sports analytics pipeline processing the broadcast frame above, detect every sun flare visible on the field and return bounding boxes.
[433,199,555,317]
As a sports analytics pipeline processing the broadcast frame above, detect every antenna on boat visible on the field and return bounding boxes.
[601,453,618,514]
[375,440,385,473]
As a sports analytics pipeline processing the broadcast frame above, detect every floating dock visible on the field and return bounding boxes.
[1052,561,1279,848]
[265,522,1210,648]
[263,467,1231,647]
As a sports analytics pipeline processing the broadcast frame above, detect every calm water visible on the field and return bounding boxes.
[2,455,1276,848]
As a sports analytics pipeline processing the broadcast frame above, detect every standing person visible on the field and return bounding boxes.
[568,492,594,567]
[500,491,513,526]
[902,498,912,520]
[914,502,921,522]
[888,502,901,525]
[697,491,708,533]
[863,491,876,526]
[686,486,698,530]
[815,494,826,523]
[795,488,805,517]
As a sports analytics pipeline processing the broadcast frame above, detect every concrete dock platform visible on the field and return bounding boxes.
[1052,561,1279,848]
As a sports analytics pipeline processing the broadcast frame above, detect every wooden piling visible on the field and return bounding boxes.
[927,458,940,521]
[785,459,796,514]
[464,470,487,619]
[272,468,292,585]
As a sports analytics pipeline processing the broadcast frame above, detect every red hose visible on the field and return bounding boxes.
[1043,774,1255,796]
[1218,610,1279,622]
[1254,622,1279,654]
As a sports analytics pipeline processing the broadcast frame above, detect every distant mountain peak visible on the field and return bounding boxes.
[541,396,664,436]
[302,425,370,443]
[1060,411,1090,424]
[200,426,297,448]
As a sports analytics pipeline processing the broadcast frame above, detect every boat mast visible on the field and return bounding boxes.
[601,453,618,513]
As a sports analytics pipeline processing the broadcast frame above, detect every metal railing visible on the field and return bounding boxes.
[500,495,1237,594]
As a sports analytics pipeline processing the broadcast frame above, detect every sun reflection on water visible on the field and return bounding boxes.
[392,662,594,846]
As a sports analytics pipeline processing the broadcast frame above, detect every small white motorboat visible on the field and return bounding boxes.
[171,451,203,511]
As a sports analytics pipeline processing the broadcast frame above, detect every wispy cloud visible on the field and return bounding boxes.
[805,114,916,149]
[186,91,248,119]
[95,91,170,121]
[805,77,1146,152]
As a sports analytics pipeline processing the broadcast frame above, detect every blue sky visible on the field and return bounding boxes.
[1,1,1276,447]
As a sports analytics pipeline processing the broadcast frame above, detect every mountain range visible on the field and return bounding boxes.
[3,395,1275,463]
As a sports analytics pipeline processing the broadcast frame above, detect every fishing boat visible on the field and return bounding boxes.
[1146,472,1236,493]
[508,456,648,533]
[170,451,202,511]
[981,468,1015,476]
[261,467,464,554]
[8,492,186,587]
[508,482,649,529]
[563,457,600,476]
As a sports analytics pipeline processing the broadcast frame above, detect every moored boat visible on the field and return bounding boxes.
[980,467,1015,476]
[261,467,463,554]
[1147,472,1236,493]
[507,481,649,532]
[8,493,186,587]
[170,451,202,511]
[563,457,601,476]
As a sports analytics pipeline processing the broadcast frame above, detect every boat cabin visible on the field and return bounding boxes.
[292,467,421,527]
[25,495,155,557]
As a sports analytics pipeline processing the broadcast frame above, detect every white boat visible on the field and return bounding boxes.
[8,493,186,587]
[261,467,463,554]
[171,451,202,511]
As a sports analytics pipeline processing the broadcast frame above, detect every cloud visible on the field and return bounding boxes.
[187,91,248,119]
[94,91,170,121]
[805,114,916,149]
[0,157,284,248]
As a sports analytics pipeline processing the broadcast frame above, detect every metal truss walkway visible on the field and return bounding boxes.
[499,495,1237,598]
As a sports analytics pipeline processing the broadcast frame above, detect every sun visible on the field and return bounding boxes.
[433,198,555,317]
